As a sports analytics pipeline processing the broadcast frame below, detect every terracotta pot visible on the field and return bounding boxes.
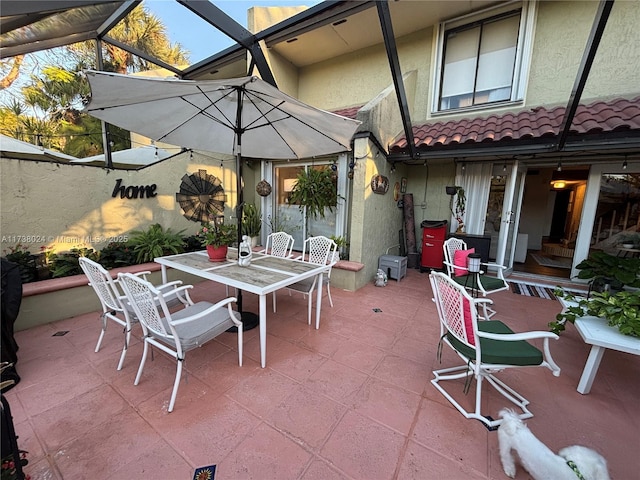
[206,244,228,262]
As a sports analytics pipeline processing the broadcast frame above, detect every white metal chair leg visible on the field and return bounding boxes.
[95,314,107,352]
[326,282,333,307]
[116,326,130,371]
[168,358,183,413]
[134,340,149,386]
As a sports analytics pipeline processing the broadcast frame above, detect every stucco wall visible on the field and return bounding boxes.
[0,150,240,255]
[349,137,404,287]
[528,0,640,105]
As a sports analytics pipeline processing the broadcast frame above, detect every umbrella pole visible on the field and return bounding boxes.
[232,92,258,332]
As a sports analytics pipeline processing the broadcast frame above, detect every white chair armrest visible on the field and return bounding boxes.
[443,260,471,275]
[170,297,238,326]
[478,330,559,342]
[156,280,183,290]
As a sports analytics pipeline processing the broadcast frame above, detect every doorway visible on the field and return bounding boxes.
[510,166,588,279]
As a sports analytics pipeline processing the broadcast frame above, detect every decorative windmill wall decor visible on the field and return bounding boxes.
[175,169,227,222]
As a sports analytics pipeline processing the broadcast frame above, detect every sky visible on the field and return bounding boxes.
[144,0,322,64]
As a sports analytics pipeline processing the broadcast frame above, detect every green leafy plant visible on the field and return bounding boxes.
[129,224,185,263]
[574,251,640,291]
[98,241,138,269]
[266,213,301,235]
[3,243,32,264]
[242,202,262,237]
[289,167,341,219]
[197,222,237,248]
[550,288,640,337]
[49,247,98,278]
[330,235,349,260]
[2,243,37,283]
[182,234,204,253]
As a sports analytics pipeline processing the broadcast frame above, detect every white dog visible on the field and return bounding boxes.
[497,409,610,480]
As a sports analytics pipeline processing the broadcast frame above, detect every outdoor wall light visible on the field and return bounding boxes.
[467,253,482,274]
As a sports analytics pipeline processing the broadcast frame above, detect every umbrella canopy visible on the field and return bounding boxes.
[82,70,361,325]
[70,145,173,169]
[0,134,78,162]
[82,71,360,160]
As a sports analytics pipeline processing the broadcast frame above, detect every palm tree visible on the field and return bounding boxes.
[95,5,189,73]
[3,4,189,155]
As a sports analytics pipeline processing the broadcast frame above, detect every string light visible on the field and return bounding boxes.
[622,158,627,170]
[557,161,562,172]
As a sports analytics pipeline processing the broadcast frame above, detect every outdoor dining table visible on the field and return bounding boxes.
[154,249,330,368]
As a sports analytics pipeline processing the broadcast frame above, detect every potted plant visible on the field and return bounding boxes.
[574,251,640,293]
[289,166,342,219]
[447,186,466,233]
[330,235,349,260]
[550,288,640,337]
[242,202,262,247]
[198,220,237,262]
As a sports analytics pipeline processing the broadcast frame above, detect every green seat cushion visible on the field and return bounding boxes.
[447,320,543,366]
[452,274,506,292]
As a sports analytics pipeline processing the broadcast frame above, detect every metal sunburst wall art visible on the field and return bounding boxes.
[175,169,226,222]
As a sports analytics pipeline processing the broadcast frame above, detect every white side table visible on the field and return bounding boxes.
[573,315,640,394]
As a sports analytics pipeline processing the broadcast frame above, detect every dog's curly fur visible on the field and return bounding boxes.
[497,409,610,480]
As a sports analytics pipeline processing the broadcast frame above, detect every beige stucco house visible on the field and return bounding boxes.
[2,1,639,298]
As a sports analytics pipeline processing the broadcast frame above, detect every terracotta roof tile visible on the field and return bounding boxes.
[390,96,640,153]
[332,105,361,120]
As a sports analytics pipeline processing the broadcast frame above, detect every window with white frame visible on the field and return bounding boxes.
[434,1,536,113]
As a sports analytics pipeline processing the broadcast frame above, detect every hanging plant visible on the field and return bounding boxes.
[289,167,342,219]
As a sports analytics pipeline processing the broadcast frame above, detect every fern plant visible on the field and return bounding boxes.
[129,223,185,263]
[289,167,341,219]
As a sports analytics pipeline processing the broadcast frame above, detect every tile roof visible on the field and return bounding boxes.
[389,96,640,153]
[332,105,361,120]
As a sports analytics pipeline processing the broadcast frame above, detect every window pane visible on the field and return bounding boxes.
[441,27,479,98]
[590,174,640,254]
[439,10,521,111]
[476,15,519,103]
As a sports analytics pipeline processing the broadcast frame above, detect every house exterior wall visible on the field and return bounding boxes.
[3,1,638,297]
[528,0,640,105]
[256,0,640,281]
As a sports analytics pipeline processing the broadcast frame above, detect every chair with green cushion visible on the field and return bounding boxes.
[428,271,560,428]
[442,237,509,319]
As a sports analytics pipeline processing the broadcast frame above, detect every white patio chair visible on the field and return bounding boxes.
[259,231,295,311]
[118,272,243,413]
[428,271,560,428]
[79,257,190,370]
[261,231,295,258]
[442,237,509,319]
[281,235,337,327]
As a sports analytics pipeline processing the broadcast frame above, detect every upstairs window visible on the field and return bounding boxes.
[434,1,535,113]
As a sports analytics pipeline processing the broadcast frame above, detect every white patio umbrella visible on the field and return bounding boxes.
[82,70,361,326]
[70,145,173,169]
[0,134,78,162]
